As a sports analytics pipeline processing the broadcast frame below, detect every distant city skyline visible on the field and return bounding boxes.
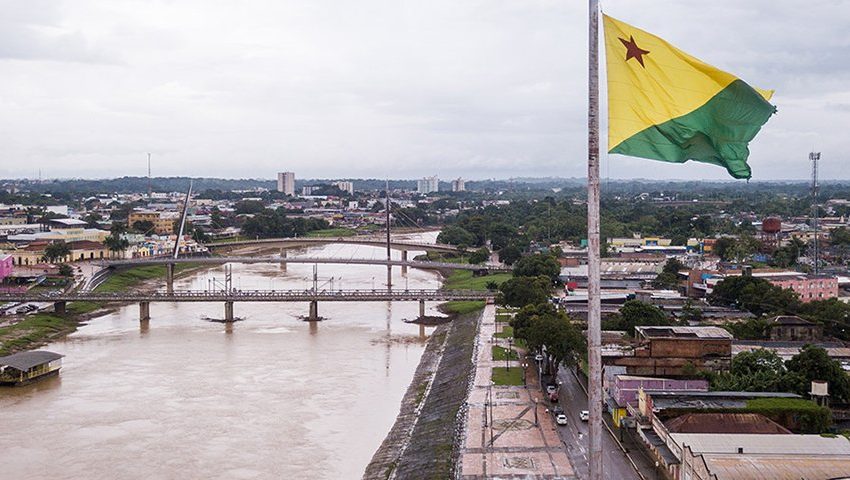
[1,1,848,181]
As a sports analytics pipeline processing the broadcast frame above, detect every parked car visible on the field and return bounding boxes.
[15,304,37,315]
[534,354,544,362]
[579,410,589,422]
[546,384,558,394]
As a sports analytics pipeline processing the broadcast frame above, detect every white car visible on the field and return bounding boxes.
[555,413,568,425]
[580,410,589,422]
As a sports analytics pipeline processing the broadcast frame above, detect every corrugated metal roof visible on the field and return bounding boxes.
[665,413,791,434]
[705,455,850,480]
[0,351,63,371]
[673,433,850,456]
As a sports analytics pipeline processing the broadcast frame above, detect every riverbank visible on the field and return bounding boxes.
[0,263,206,355]
[363,307,482,479]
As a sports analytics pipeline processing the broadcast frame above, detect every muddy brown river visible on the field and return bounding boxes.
[0,233,442,479]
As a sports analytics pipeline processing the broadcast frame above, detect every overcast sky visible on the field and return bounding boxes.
[1,0,847,181]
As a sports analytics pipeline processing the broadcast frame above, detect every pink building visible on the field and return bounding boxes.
[0,254,12,282]
[762,274,838,302]
[611,375,709,408]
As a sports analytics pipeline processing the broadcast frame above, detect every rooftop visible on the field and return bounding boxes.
[635,326,733,340]
[0,351,63,371]
[664,413,791,435]
[768,315,816,326]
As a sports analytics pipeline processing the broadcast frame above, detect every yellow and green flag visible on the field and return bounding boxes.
[603,14,776,180]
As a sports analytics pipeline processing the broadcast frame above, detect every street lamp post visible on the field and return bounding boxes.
[506,337,512,371]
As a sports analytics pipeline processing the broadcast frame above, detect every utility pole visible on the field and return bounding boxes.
[386,179,392,291]
[586,1,604,478]
[811,152,821,274]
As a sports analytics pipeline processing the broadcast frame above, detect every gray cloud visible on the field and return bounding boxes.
[0,0,848,181]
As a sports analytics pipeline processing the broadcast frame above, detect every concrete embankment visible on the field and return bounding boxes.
[363,308,481,480]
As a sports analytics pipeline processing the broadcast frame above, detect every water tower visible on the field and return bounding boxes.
[811,380,829,407]
[761,216,782,249]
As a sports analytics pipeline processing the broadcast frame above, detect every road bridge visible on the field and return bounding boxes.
[98,255,509,273]
[2,289,493,322]
[206,237,461,254]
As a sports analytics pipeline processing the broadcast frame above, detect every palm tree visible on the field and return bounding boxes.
[103,233,130,259]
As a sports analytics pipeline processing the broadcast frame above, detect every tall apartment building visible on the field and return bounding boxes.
[451,178,465,192]
[417,176,439,194]
[332,181,354,195]
[277,172,295,196]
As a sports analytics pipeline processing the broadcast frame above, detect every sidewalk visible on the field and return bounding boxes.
[458,304,575,479]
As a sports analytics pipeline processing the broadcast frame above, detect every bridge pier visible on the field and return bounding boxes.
[419,299,425,319]
[307,300,319,321]
[54,301,66,315]
[166,263,175,294]
[387,266,392,292]
[401,250,408,275]
[224,301,234,322]
[139,301,150,321]
[279,248,287,271]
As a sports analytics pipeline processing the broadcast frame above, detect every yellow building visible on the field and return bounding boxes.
[128,211,177,235]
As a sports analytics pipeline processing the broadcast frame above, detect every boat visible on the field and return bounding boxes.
[0,351,64,386]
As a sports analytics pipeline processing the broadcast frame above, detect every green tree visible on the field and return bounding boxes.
[512,254,560,282]
[709,276,801,317]
[437,225,476,246]
[57,263,74,277]
[784,345,850,404]
[103,233,130,259]
[722,317,770,340]
[43,241,71,263]
[468,247,490,265]
[489,222,516,251]
[512,304,585,375]
[498,276,553,307]
[652,257,685,290]
[603,300,678,336]
[498,245,522,266]
[798,298,850,340]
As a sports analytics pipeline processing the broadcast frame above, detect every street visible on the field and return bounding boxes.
[552,367,659,480]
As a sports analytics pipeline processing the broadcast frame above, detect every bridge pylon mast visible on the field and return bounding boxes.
[386,179,392,291]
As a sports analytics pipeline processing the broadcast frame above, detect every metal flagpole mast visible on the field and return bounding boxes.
[586,1,604,478]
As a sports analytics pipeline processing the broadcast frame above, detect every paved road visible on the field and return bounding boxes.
[552,368,660,480]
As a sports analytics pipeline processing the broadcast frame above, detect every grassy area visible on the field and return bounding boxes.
[496,313,512,323]
[443,270,511,291]
[496,307,517,314]
[442,301,485,315]
[94,264,198,293]
[305,227,356,238]
[0,313,77,356]
[492,366,524,386]
[207,235,248,244]
[494,325,514,338]
[492,345,518,361]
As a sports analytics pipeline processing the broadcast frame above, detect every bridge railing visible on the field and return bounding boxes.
[0,288,496,302]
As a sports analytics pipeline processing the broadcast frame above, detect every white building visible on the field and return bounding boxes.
[451,178,465,192]
[277,172,295,196]
[417,176,439,194]
[332,181,354,195]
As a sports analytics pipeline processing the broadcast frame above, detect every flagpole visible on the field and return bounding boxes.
[586,1,603,479]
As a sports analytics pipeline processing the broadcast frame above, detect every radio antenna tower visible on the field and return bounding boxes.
[811,152,821,274]
[147,153,152,199]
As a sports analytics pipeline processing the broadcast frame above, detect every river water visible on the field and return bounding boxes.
[0,233,443,480]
